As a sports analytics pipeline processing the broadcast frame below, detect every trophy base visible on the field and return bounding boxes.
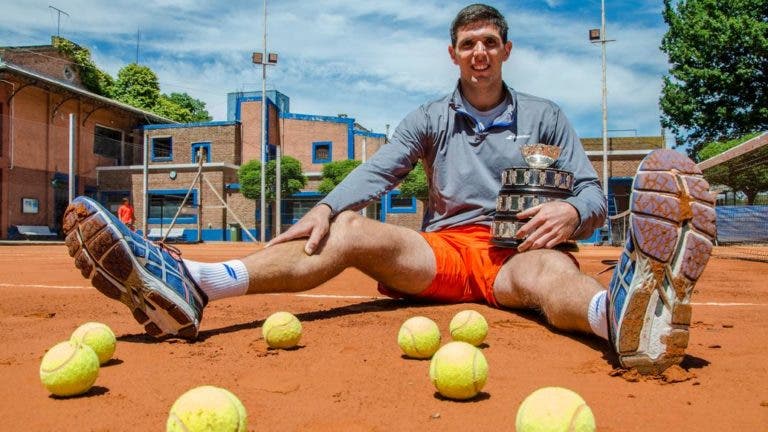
[490,218,580,252]
[490,218,527,248]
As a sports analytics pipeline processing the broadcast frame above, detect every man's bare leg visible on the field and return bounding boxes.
[492,249,603,334]
[239,210,436,295]
[63,197,436,338]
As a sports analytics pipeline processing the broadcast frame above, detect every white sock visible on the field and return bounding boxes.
[183,259,249,302]
[587,290,609,340]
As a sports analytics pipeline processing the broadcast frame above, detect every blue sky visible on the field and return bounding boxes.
[1,0,671,142]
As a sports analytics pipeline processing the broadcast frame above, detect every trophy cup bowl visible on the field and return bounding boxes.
[491,144,574,247]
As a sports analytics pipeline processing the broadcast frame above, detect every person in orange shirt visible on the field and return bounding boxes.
[117,197,135,231]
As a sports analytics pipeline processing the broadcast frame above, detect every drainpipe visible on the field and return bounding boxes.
[0,79,15,169]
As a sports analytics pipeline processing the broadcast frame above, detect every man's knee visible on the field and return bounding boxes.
[326,210,369,249]
[333,210,365,230]
[494,250,579,307]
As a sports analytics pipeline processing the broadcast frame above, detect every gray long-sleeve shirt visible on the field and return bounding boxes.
[319,83,607,239]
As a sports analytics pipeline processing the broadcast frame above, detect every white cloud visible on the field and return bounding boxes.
[0,0,670,138]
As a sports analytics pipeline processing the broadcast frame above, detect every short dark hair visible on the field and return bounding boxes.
[450,3,509,47]
[122,197,129,203]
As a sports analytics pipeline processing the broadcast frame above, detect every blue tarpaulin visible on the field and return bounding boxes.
[716,206,768,243]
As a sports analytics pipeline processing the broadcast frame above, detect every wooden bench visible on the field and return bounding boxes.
[147,228,186,242]
[14,225,58,240]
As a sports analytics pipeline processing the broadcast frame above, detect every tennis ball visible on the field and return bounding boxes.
[449,309,488,346]
[70,322,116,365]
[39,340,100,397]
[167,385,247,432]
[262,311,302,349]
[429,341,488,400]
[397,316,441,359]
[516,386,596,432]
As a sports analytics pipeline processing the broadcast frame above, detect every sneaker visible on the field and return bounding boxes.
[62,196,207,339]
[607,149,716,374]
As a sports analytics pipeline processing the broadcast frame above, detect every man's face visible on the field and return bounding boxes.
[448,22,512,90]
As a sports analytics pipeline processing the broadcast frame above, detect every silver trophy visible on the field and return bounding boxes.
[491,144,574,247]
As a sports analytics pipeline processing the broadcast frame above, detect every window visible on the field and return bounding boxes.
[147,190,198,224]
[191,142,211,163]
[152,136,173,161]
[387,190,416,213]
[312,141,332,164]
[94,125,123,162]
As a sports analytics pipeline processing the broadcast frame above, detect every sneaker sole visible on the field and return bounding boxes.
[63,199,199,339]
[615,149,716,373]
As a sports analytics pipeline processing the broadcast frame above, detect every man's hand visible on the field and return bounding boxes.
[267,204,333,255]
[513,201,579,252]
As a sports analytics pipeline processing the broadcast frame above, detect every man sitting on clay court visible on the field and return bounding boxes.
[61,3,715,374]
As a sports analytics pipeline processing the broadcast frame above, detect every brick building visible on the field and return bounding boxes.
[0,41,172,239]
[582,135,665,215]
[97,91,403,242]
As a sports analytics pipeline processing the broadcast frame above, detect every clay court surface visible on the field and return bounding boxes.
[1,242,767,431]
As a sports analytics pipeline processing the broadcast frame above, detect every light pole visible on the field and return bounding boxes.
[589,0,614,198]
[252,0,278,242]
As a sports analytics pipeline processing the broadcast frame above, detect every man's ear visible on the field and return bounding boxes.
[503,40,513,61]
[448,44,459,65]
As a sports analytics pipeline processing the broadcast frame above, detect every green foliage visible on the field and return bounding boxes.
[698,131,762,161]
[238,156,307,202]
[398,161,429,202]
[162,92,212,122]
[112,63,161,109]
[318,160,362,194]
[52,37,113,95]
[112,64,211,122]
[659,0,768,158]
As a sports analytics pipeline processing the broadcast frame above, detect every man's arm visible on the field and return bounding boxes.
[267,108,427,253]
[514,105,606,251]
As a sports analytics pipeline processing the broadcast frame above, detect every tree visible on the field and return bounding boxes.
[112,65,211,123]
[238,156,307,202]
[317,160,361,194]
[398,161,429,202]
[698,133,768,204]
[112,63,161,110]
[160,92,212,122]
[659,0,768,158]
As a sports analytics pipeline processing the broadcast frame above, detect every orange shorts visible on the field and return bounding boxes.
[377,224,577,307]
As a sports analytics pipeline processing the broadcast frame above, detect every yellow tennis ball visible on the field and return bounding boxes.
[449,309,488,346]
[167,385,247,432]
[262,311,302,349]
[429,341,488,400]
[70,322,116,365]
[397,316,441,359]
[516,387,596,432]
[39,340,100,397]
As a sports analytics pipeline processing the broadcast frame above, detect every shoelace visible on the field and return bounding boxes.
[154,240,209,307]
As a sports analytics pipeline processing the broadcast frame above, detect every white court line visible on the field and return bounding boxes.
[691,302,766,307]
[2,283,766,307]
[0,283,91,289]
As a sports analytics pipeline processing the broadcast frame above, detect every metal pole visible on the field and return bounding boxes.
[197,149,203,243]
[68,113,75,203]
[259,0,268,243]
[275,145,282,235]
[361,136,368,218]
[142,131,148,238]
[600,0,609,197]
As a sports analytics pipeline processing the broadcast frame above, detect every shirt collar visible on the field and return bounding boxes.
[449,80,517,124]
